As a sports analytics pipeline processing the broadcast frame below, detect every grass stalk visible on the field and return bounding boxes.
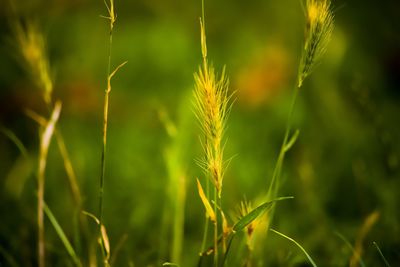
[270,229,317,267]
[266,0,334,230]
[267,83,300,199]
[213,186,218,266]
[55,131,82,206]
[98,1,126,265]
[373,242,391,267]
[171,174,186,263]
[194,1,232,265]
[0,126,28,158]
[99,19,113,238]
[199,0,210,257]
[37,101,62,267]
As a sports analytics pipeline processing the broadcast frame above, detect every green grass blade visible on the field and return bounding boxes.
[373,242,391,267]
[270,229,317,267]
[0,126,28,158]
[233,197,293,232]
[221,235,235,266]
[43,202,81,267]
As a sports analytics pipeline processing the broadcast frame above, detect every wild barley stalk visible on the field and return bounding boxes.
[267,0,334,224]
[13,21,82,267]
[14,18,83,212]
[99,0,126,264]
[194,0,231,265]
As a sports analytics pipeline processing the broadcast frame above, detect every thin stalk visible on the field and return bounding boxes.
[373,242,391,267]
[267,83,300,198]
[43,202,82,267]
[270,229,317,267]
[199,0,209,258]
[99,26,113,235]
[37,102,62,267]
[267,0,334,217]
[172,174,186,263]
[0,126,28,158]
[195,1,229,265]
[213,186,218,266]
[98,1,120,265]
[55,131,82,206]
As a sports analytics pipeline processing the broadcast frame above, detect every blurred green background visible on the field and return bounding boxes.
[1,0,400,266]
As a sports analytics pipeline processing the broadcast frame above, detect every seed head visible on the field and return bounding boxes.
[15,22,53,104]
[298,0,334,87]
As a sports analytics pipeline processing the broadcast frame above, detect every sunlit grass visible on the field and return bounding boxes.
[2,0,397,266]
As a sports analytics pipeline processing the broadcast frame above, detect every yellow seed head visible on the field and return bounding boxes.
[15,22,53,104]
[299,0,334,87]
[307,2,319,24]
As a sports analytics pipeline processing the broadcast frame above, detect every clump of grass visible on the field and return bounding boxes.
[193,1,232,265]
[192,1,333,265]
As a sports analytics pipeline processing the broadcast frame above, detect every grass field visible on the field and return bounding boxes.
[0,0,399,266]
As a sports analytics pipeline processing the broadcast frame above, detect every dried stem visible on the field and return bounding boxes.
[38,102,62,267]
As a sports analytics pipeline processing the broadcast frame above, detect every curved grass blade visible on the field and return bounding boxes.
[221,234,235,266]
[373,242,391,267]
[81,210,111,261]
[270,228,317,267]
[43,202,81,267]
[0,126,28,158]
[197,178,216,222]
[284,129,300,152]
[233,197,293,232]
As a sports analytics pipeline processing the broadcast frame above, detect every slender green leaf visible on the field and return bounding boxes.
[43,203,81,267]
[233,196,293,232]
[0,126,28,158]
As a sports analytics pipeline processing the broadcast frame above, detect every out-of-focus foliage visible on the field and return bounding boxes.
[0,0,399,266]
